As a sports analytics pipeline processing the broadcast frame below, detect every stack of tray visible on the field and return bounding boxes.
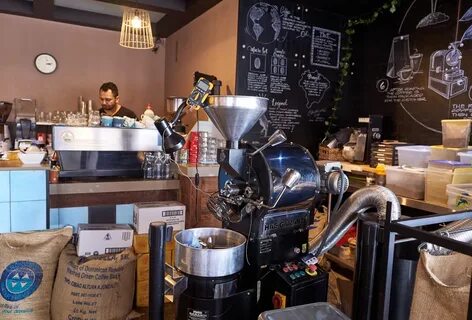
[370,141,411,167]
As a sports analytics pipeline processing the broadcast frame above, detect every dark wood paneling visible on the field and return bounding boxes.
[179,175,220,228]
[0,0,32,16]
[33,0,54,19]
[54,6,124,31]
[154,0,222,37]
[50,190,178,208]
[1,0,222,38]
[95,0,186,14]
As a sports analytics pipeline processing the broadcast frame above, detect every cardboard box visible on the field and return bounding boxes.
[135,279,149,307]
[135,279,172,307]
[134,201,186,234]
[133,232,177,254]
[137,253,150,282]
[133,234,150,254]
[76,224,133,257]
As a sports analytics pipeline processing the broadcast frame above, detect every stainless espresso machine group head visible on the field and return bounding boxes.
[152,80,350,319]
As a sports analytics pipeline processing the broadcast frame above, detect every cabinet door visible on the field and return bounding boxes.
[10,170,47,202]
[0,202,10,233]
[11,200,47,232]
[0,172,10,203]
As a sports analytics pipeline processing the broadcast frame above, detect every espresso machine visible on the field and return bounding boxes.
[52,126,162,178]
[153,90,350,319]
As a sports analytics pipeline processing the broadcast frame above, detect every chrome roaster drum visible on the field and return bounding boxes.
[173,228,256,320]
[217,143,320,208]
[216,143,321,270]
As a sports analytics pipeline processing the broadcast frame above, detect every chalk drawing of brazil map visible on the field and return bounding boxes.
[298,70,331,108]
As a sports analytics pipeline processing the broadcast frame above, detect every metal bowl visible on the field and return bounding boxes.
[174,228,246,277]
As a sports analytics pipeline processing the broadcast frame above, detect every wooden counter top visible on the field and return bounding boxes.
[50,178,180,208]
[0,159,49,170]
[178,164,219,177]
[50,178,180,195]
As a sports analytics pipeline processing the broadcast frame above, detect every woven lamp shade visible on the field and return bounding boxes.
[120,7,154,49]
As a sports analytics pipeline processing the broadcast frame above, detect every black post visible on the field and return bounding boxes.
[353,212,381,320]
[149,222,167,320]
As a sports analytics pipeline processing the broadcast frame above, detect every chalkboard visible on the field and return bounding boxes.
[356,0,472,145]
[235,0,345,153]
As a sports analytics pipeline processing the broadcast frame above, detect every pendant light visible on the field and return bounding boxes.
[120,7,154,49]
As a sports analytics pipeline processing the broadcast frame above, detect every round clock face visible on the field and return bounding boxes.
[34,53,57,74]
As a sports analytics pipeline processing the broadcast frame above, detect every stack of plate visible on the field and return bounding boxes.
[370,141,411,167]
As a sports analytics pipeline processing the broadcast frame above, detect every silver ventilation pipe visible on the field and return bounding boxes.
[423,218,472,255]
[309,185,401,256]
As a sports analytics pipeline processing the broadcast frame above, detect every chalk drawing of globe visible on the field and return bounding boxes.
[245,3,281,44]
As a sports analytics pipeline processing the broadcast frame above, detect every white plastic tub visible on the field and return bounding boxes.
[430,145,471,161]
[441,119,471,148]
[458,151,472,164]
[425,167,472,205]
[396,145,431,168]
[386,166,425,199]
[446,184,472,210]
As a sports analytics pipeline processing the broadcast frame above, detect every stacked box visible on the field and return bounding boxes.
[133,201,186,234]
[133,232,176,307]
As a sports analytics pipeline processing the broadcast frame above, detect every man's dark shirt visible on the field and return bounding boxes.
[99,106,137,118]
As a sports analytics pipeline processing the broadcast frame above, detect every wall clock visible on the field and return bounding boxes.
[34,53,57,74]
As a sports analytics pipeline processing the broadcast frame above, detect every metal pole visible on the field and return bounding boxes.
[353,211,381,320]
[149,222,167,320]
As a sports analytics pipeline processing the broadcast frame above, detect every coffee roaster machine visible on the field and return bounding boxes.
[149,93,353,319]
[147,81,472,320]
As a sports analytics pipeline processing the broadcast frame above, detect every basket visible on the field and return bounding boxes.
[319,146,344,161]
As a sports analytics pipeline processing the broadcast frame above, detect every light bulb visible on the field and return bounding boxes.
[131,15,142,28]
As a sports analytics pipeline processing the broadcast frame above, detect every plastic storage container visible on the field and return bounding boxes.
[425,165,472,205]
[441,119,471,148]
[425,167,454,205]
[430,145,471,161]
[396,145,431,168]
[386,166,425,199]
[258,302,349,320]
[458,151,472,164]
[446,184,472,210]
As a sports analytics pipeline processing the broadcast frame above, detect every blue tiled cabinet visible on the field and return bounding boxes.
[1,170,48,233]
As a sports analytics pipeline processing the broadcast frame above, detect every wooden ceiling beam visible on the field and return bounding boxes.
[154,0,222,37]
[94,0,186,15]
[33,0,54,19]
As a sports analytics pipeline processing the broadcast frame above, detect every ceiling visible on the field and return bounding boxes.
[0,0,387,38]
[0,0,222,38]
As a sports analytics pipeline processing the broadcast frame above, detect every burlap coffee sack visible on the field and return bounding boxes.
[410,251,472,320]
[51,244,136,320]
[0,227,73,319]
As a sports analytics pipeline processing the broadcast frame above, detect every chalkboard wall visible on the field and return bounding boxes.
[235,0,348,153]
[355,0,472,145]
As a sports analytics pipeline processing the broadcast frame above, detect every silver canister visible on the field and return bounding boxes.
[174,228,246,277]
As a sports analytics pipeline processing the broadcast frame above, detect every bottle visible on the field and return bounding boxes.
[375,164,387,186]
[143,152,155,179]
[164,154,171,179]
[144,103,155,118]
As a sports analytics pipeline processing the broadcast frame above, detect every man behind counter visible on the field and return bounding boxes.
[99,82,137,118]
